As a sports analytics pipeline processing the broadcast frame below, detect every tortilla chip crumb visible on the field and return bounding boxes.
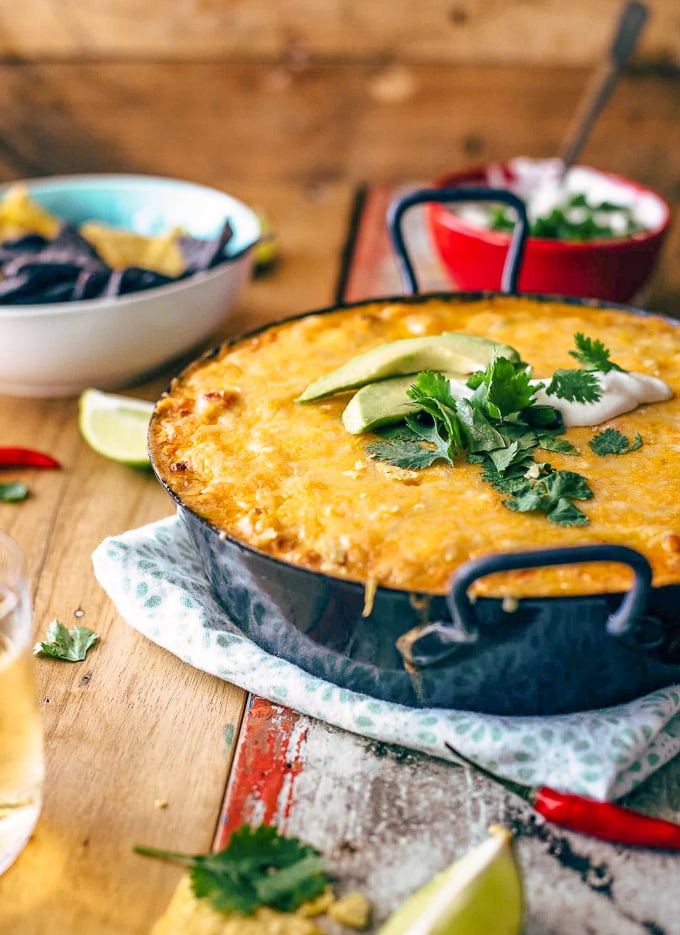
[295,888,336,917]
[327,893,372,930]
[154,799,169,810]
[151,875,326,935]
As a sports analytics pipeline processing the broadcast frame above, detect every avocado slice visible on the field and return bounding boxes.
[297,333,518,402]
[342,372,470,434]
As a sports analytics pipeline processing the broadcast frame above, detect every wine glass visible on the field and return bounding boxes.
[0,531,44,874]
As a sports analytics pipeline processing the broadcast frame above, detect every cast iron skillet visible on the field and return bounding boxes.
[152,187,680,716]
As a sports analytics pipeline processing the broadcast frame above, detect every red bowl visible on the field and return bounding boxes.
[428,165,670,303]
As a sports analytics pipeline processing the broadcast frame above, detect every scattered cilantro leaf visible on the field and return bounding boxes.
[366,436,449,470]
[589,428,643,456]
[134,824,330,916]
[546,368,602,404]
[569,333,626,373]
[480,457,539,494]
[487,441,522,473]
[545,498,590,527]
[33,619,99,662]
[538,469,593,502]
[0,481,29,503]
[537,436,579,455]
[502,468,593,526]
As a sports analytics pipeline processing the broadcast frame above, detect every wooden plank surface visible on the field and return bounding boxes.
[0,62,676,309]
[215,703,680,934]
[0,0,678,67]
[0,178,353,934]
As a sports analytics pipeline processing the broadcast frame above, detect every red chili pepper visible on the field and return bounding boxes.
[444,742,680,851]
[0,447,60,469]
[532,786,680,850]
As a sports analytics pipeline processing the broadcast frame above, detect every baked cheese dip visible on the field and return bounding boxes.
[149,296,680,599]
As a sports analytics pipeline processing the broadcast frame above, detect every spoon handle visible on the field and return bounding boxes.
[559,1,649,172]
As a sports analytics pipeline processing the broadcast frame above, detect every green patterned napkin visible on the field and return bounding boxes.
[92,515,680,802]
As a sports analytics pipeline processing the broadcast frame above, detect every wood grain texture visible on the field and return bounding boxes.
[0,63,676,195]
[0,0,678,66]
[0,63,674,305]
[274,716,680,934]
[0,179,353,934]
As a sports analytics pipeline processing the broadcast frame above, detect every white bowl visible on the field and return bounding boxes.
[0,174,260,397]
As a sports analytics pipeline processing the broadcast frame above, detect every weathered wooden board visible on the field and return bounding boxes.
[215,699,680,934]
[0,0,678,67]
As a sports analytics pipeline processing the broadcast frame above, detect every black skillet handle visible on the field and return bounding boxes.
[448,544,655,646]
[386,187,530,296]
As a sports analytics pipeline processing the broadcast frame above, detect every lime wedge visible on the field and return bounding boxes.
[78,388,154,467]
[377,826,522,935]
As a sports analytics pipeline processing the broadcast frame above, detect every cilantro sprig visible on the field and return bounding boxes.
[134,824,331,916]
[33,619,99,662]
[589,428,643,456]
[569,332,626,373]
[489,194,643,241]
[543,333,626,405]
[368,356,590,526]
[546,368,602,404]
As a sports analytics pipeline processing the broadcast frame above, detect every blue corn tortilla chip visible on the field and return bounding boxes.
[0,266,79,304]
[104,267,176,297]
[0,214,239,305]
[0,233,49,263]
[179,219,234,273]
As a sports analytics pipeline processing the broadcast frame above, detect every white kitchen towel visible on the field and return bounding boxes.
[92,514,680,802]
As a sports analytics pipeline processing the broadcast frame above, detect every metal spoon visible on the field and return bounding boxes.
[559,1,649,175]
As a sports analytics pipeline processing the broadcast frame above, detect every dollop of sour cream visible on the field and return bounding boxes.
[532,370,674,427]
[448,370,673,428]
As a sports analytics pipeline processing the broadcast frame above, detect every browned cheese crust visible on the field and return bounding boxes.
[149,296,680,598]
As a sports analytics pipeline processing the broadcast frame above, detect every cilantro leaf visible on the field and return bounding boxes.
[33,619,99,662]
[589,428,643,456]
[569,333,626,373]
[468,356,535,419]
[455,398,508,453]
[521,405,563,431]
[366,436,449,470]
[546,369,602,404]
[0,481,29,503]
[134,824,330,916]
[480,457,539,494]
[502,468,593,525]
[407,372,465,452]
[537,435,579,455]
[545,498,590,527]
[538,469,593,502]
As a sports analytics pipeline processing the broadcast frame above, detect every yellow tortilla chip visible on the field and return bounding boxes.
[151,875,325,935]
[0,183,61,240]
[80,221,187,277]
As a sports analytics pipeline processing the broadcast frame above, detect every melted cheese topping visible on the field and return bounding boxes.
[149,296,680,599]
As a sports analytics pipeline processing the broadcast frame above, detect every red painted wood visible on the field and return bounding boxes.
[213,696,307,849]
[342,185,395,303]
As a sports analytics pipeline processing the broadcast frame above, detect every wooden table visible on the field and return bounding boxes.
[0,62,679,935]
